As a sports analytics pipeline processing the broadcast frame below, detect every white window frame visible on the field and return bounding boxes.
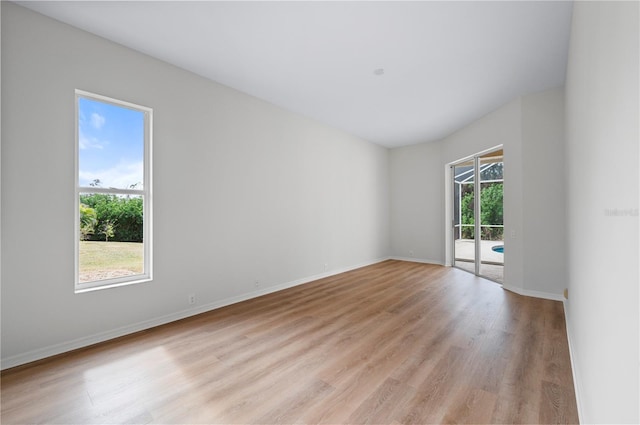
[74,89,153,293]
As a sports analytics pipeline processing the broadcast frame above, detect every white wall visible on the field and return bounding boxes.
[389,90,567,299]
[521,89,566,296]
[389,141,443,264]
[564,1,639,423]
[0,3,390,367]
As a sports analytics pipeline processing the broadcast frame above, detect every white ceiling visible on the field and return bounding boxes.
[18,1,573,148]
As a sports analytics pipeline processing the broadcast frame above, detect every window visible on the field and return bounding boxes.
[75,90,152,292]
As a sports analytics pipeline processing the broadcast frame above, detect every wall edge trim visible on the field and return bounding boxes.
[388,256,444,265]
[563,300,585,424]
[502,284,564,301]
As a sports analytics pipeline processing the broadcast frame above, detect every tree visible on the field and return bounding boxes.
[79,203,97,240]
[100,220,116,242]
[480,183,503,240]
[79,192,143,242]
[113,196,143,241]
[459,182,503,240]
[460,184,475,239]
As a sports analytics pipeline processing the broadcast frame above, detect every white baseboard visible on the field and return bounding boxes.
[389,256,444,266]
[1,257,390,370]
[563,300,585,424]
[501,284,564,301]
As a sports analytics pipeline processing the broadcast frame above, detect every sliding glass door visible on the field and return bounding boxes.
[452,149,504,283]
[452,160,476,276]
[478,151,504,282]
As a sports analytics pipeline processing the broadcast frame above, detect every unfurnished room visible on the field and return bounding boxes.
[1,1,638,424]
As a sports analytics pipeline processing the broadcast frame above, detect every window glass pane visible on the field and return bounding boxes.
[479,162,504,181]
[78,97,144,190]
[453,162,474,184]
[79,194,144,283]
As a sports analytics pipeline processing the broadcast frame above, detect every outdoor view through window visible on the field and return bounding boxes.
[76,91,151,291]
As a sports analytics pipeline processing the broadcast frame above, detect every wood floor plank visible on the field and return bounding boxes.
[440,386,498,424]
[539,380,580,425]
[251,379,334,424]
[397,346,471,424]
[0,260,579,424]
[347,378,416,425]
[491,297,550,424]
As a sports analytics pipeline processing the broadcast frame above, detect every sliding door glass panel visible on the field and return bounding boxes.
[478,150,504,283]
[453,160,476,276]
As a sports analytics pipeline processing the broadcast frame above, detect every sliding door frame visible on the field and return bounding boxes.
[448,145,504,283]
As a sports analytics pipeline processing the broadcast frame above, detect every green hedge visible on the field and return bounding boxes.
[460,183,503,240]
[80,194,143,242]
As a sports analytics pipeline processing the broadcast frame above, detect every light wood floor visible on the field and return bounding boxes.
[1,260,579,424]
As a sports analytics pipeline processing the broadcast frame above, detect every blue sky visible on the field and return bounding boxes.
[78,97,144,189]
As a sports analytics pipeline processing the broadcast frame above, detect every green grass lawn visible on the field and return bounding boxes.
[79,241,143,283]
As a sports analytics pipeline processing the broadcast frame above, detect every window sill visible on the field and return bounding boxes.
[75,276,152,294]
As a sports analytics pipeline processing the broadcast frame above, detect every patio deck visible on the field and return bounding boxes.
[454,239,504,283]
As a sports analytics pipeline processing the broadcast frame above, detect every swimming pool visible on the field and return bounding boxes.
[492,245,504,253]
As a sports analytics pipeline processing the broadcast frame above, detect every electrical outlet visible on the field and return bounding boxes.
[255,280,260,288]
[188,293,196,305]
[409,250,414,256]
[324,263,329,272]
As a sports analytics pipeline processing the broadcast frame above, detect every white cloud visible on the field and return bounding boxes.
[79,129,104,150]
[79,161,143,190]
[90,112,106,130]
